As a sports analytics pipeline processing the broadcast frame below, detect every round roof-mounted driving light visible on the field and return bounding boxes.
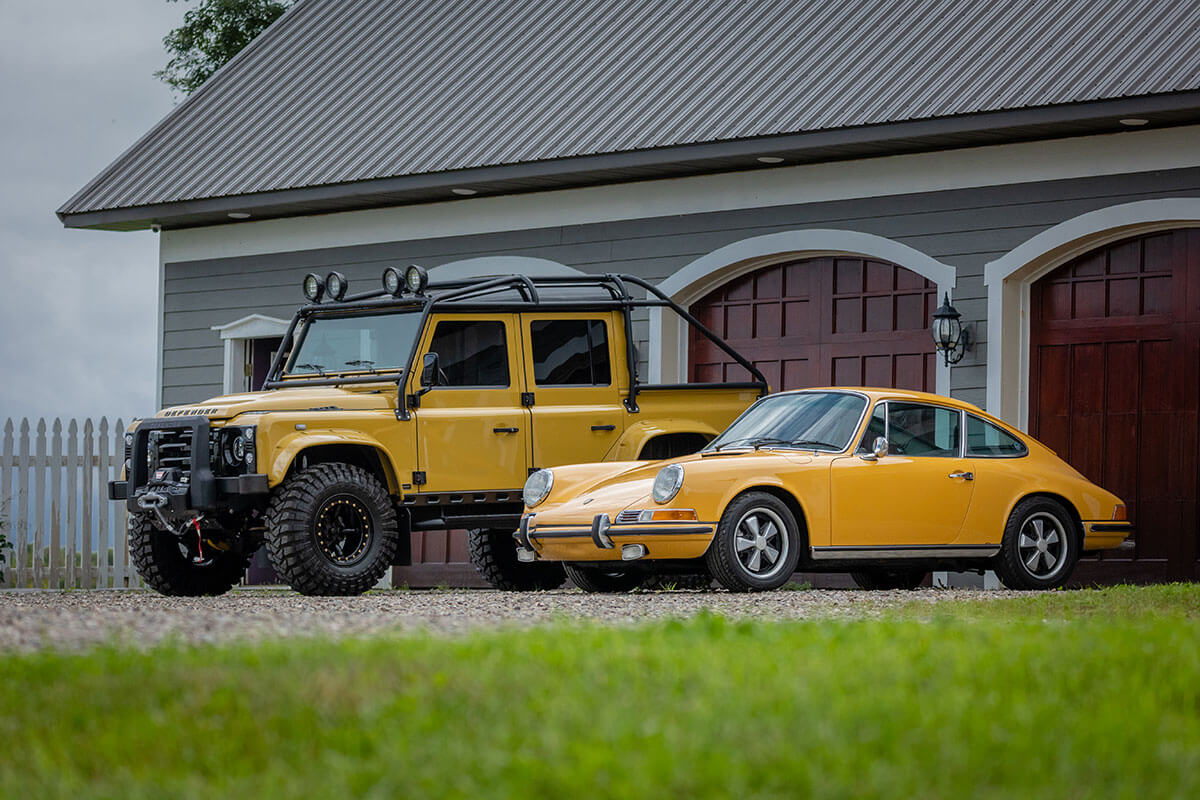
[652,463,685,504]
[405,264,429,294]
[382,266,403,297]
[302,273,325,302]
[523,468,554,508]
[325,271,348,301]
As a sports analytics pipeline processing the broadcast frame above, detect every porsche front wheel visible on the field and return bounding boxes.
[705,492,801,592]
[994,497,1079,590]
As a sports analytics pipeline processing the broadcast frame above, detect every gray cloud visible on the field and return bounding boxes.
[0,0,188,424]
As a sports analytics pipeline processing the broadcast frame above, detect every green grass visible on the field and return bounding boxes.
[2,586,1198,799]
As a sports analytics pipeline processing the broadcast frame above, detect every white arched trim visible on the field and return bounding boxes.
[983,198,1200,426]
[429,256,582,280]
[649,229,957,395]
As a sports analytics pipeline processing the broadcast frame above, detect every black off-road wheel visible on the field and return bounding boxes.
[564,563,648,593]
[467,528,566,591]
[129,513,252,596]
[265,463,400,596]
[705,492,802,592]
[850,570,927,590]
[994,496,1080,590]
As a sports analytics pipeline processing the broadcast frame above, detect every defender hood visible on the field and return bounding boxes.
[157,384,396,420]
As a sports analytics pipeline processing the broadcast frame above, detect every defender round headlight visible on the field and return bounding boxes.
[382,266,403,296]
[523,469,554,508]
[652,464,684,504]
[231,436,246,461]
[405,264,429,294]
[303,273,325,302]
[325,271,348,301]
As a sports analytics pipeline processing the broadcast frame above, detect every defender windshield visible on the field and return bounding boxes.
[705,391,868,452]
[285,312,423,377]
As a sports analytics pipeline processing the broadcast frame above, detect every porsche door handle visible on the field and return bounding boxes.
[493,427,520,434]
[948,471,974,481]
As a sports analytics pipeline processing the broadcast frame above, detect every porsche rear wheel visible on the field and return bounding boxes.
[850,570,927,590]
[564,564,647,593]
[994,497,1079,590]
[705,492,801,592]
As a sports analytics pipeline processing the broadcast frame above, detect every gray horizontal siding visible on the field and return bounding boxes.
[161,166,1200,407]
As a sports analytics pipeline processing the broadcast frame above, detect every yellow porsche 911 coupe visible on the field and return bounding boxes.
[516,388,1131,592]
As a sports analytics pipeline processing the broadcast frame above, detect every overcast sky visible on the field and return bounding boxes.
[0,0,189,425]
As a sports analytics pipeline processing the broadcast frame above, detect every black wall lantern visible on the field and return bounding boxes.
[931,293,970,366]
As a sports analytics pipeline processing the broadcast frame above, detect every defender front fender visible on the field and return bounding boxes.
[267,430,402,494]
[609,419,721,461]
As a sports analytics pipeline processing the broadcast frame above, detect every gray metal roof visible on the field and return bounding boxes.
[60,0,1200,228]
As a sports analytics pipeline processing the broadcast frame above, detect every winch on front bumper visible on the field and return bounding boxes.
[107,416,268,516]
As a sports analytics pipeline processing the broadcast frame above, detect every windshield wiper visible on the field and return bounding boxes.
[789,439,842,451]
[294,363,326,376]
[714,437,791,451]
[344,359,377,373]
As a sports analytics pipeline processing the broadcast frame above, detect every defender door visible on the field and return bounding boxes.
[413,314,531,492]
[518,312,626,469]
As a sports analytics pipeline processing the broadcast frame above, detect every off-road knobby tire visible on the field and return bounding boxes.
[646,572,713,590]
[564,563,648,593]
[467,528,566,591]
[265,462,399,596]
[129,513,251,596]
[849,570,927,590]
[994,496,1079,590]
[705,491,802,592]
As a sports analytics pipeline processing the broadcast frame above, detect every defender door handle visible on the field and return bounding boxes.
[591,425,616,431]
[493,427,520,434]
[948,471,974,481]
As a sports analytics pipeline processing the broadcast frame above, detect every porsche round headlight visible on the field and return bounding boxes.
[382,266,403,296]
[652,464,684,504]
[302,272,325,302]
[523,468,554,508]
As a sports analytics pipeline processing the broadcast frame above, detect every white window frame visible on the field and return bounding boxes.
[211,314,291,394]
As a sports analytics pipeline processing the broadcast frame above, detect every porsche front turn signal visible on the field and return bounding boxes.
[1112,504,1127,521]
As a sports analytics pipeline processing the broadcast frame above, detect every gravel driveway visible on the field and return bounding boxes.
[0,587,1012,652]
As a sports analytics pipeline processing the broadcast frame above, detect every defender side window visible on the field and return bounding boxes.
[886,402,960,457]
[428,320,510,387]
[966,415,1028,457]
[530,319,611,386]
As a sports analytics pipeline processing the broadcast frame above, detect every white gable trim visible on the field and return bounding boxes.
[983,198,1200,426]
[211,314,290,395]
[648,229,957,395]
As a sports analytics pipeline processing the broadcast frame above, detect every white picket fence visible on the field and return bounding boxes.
[0,417,142,589]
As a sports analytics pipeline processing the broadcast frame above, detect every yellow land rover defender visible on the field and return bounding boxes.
[110,266,766,596]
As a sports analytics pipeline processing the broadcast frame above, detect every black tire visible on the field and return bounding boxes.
[264,462,400,596]
[129,513,251,596]
[994,496,1080,590]
[849,570,927,590]
[705,492,801,592]
[564,563,648,593]
[645,572,713,590]
[467,528,566,590]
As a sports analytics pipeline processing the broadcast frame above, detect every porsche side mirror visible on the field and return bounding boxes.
[420,352,441,388]
[861,436,889,461]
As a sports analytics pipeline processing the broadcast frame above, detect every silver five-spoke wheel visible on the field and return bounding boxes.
[1017,512,1067,579]
[734,508,790,579]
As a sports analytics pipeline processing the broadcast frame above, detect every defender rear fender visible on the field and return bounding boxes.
[269,432,402,494]
[610,419,720,462]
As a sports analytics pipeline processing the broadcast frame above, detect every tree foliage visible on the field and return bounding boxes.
[156,0,295,95]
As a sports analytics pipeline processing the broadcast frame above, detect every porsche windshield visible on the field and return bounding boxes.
[706,391,867,452]
[285,312,423,377]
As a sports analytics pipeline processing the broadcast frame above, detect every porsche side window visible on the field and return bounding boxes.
[966,415,1028,458]
[886,402,959,457]
[530,319,611,386]
[428,320,510,387]
[856,404,887,453]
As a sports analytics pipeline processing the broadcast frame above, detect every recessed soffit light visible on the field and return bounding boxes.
[452,188,478,196]
[227,211,252,219]
[1119,118,1149,127]
[757,156,784,164]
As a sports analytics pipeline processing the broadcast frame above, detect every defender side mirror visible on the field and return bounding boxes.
[420,352,441,389]
[861,436,889,462]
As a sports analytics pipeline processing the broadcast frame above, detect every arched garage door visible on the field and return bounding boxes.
[688,256,938,391]
[1030,229,1199,582]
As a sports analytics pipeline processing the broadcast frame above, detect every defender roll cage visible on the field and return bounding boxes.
[262,273,769,415]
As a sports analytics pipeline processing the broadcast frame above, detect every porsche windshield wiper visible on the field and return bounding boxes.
[714,437,792,451]
[789,439,842,451]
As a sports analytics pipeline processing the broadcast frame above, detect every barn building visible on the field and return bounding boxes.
[59,0,1200,584]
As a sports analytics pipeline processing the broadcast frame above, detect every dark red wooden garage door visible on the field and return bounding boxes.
[689,256,938,391]
[1030,229,1200,582]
